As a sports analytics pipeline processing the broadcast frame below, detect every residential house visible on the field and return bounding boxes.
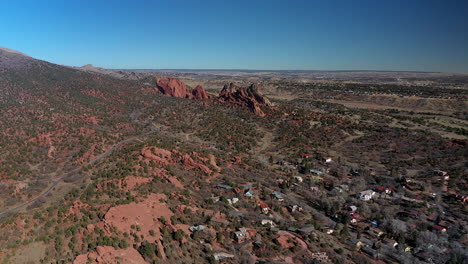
[359,190,376,200]
[244,189,254,198]
[217,184,233,190]
[189,225,206,232]
[376,186,394,194]
[213,252,235,261]
[298,226,315,235]
[350,213,360,224]
[310,169,323,175]
[288,204,303,213]
[346,238,364,249]
[234,228,250,243]
[348,205,358,213]
[293,176,303,183]
[434,170,450,180]
[322,226,335,234]
[362,246,380,259]
[261,219,275,227]
[310,252,329,262]
[433,225,447,232]
[253,241,266,251]
[271,191,285,202]
[259,203,270,214]
[383,238,398,248]
[227,197,239,205]
[210,195,220,203]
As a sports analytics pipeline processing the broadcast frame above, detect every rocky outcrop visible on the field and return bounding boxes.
[72,246,146,264]
[192,85,211,99]
[155,77,211,99]
[218,83,273,116]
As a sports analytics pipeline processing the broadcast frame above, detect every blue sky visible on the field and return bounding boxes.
[1,0,467,72]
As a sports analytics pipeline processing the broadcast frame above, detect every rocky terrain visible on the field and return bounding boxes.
[0,48,467,264]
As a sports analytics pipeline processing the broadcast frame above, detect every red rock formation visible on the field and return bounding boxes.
[191,85,211,99]
[218,83,273,116]
[155,77,211,99]
[156,77,192,98]
[72,246,146,264]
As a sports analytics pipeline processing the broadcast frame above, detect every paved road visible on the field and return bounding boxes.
[0,130,156,220]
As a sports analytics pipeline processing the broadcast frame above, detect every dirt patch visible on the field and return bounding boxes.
[10,242,46,264]
[103,193,174,260]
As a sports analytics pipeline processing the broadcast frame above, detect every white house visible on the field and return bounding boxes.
[261,219,275,227]
[359,190,376,201]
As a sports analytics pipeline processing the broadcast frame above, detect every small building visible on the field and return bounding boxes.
[189,225,206,232]
[350,213,359,224]
[271,191,285,202]
[234,228,250,243]
[259,203,270,214]
[261,219,275,227]
[244,189,254,198]
[310,169,323,175]
[310,252,329,262]
[293,176,303,183]
[227,197,239,205]
[376,186,394,194]
[434,170,449,180]
[433,225,447,232]
[346,238,364,249]
[213,252,235,261]
[383,238,398,248]
[359,190,376,200]
[298,225,315,235]
[217,184,233,190]
[322,226,335,234]
[362,246,380,259]
[288,204,303,213]
[348,205,358,213]
[253,240,266,251]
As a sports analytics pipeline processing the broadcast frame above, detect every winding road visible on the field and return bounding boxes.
[0,130,156,220]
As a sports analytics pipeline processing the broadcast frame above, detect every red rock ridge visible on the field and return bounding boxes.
[155,77,211,99]
[218,82,273,116]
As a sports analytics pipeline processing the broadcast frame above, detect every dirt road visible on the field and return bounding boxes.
[0,130,156,220]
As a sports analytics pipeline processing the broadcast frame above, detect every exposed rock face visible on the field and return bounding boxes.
[72,246,146,264]
[155,77,211,99]
[218,83,273,116]
[192,85,211,99]
[156,77,192,98]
